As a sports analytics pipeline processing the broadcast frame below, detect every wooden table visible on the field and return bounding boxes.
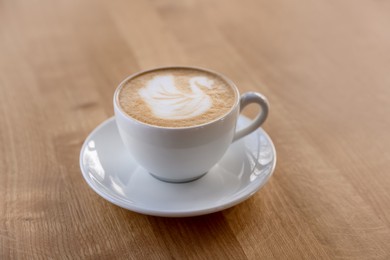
[2,0,390,259]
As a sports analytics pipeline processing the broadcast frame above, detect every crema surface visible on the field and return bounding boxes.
[118,68,236,127]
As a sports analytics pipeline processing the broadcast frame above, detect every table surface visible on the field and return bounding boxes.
[2,0,390,259]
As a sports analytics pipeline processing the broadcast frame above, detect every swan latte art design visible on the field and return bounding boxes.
[138,75,214,120]
[118,68,236,127]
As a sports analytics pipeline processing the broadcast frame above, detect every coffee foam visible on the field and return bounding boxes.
[118,68,236,127]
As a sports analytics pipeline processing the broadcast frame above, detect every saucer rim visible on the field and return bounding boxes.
[79,116,277,217]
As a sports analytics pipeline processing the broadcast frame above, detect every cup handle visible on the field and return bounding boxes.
[233,92,269,142]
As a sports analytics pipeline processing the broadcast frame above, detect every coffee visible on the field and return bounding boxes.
[118,68,237,127]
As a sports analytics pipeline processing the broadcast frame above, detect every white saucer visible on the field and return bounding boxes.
[79,116,276,217]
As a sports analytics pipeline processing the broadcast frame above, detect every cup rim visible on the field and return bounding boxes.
[113,66,241,130]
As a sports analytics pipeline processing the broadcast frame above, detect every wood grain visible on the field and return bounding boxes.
[1,0,390,259]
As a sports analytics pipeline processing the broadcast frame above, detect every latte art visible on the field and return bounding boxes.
[118,68,236,127]
[138,75,214,120]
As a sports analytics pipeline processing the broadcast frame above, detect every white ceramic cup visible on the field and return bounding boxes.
[114,66,269,183]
